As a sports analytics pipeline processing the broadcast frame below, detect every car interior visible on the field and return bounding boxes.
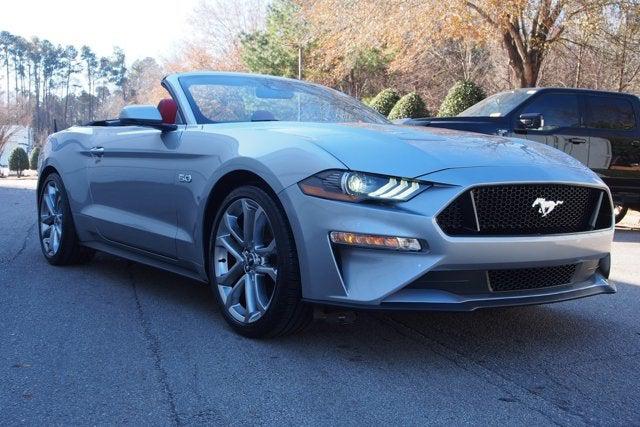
[157,98,178,124]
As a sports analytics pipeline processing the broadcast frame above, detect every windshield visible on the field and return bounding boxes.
[179,74,389,125]
[458,90,536,117]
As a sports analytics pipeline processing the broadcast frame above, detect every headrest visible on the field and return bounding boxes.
[157,98,178,124]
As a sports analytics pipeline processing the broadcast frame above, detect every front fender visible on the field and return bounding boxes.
[184,142,345,279]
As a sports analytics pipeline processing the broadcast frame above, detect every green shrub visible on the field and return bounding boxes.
[361,96,374,106]
[9,147,29,177]
[368,88,400,116]
[437,80,486,117]
[30,147,40,170]
[388,92,429,120]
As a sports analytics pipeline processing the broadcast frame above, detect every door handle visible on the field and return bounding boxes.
[631,140,640,147]
[90,147,104,157]
[567,137,587,144]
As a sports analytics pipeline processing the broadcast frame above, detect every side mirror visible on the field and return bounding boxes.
[519,113,543,130]
[119,105,177,132]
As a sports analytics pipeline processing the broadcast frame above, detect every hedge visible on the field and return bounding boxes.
[30,147,40,170]
[9,147,29,177]
[368,88,400,116]
[387,92,429,120]
[437,80,486,117]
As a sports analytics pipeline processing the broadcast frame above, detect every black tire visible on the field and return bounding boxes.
[614,204,628,224]
[38,173,95,265]
[209,185,312,338]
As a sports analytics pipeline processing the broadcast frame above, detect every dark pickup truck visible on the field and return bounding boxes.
[400,88,640,222]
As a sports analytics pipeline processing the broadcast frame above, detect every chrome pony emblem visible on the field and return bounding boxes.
[532,198,564,217]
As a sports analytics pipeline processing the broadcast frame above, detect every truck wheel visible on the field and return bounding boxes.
[614,204,628,224]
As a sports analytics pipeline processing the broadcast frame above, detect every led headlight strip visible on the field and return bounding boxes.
[299,170,427,202]
[366,178,421,200]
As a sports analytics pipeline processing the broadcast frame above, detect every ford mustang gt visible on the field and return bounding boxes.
[37,72,616,337]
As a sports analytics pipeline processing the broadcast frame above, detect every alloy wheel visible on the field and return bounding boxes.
[614,205,623,217]
[40,181,63,257]
[214,198,278,324]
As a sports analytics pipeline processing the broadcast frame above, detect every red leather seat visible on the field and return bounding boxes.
[157,98,178,124]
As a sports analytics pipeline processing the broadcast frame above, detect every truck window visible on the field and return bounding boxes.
[520,93,580,129]
[585,96,635,130]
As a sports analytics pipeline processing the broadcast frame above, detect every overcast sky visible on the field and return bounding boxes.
[0,0,201,63]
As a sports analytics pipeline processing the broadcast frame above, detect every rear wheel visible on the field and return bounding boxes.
[614,204,628,224]
[209,186,311,338]
[38,173,95,265]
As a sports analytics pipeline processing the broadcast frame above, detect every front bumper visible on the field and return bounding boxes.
[279,166,616,310]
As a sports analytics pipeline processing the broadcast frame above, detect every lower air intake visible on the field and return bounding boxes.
[488,264,577,292]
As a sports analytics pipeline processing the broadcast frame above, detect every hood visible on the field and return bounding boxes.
[398,116,505,134]
[259,122,586,178]
[399,116,501,125]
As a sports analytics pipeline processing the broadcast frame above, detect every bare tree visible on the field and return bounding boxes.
[463,0,588,87]
[186,0,269,70]
[605,1,640,91]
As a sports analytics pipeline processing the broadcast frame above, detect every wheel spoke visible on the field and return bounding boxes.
[242,199,256,245]
[216,261,243,286]
[225,275,246,310]
[223,212,244,245]
[255,239,276,256]
[254,275,270,312]
[217,235,242,261]
[43,237,51,253]
[43,192,55,216]
[255,265,277,282]
[41,214,54,226]
[40,221,52,236]
[253,206,267,243]
[51,226,60,252]
[47,184,59,211]
[244,273,258,320]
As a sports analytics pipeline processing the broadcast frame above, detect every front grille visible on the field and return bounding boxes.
[437,184,612,236]
[488,264,577,292]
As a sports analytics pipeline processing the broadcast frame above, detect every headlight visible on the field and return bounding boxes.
[298,170,428,202]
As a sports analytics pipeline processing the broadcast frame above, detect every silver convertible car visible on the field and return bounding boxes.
[37,72,616,337]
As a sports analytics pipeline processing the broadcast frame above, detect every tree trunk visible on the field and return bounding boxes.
[64,70,71,124]
[574,44,584,88]
[617,34,628,92]
[27,63,31,107]
[88,76,93,121]
[502,34,541,88]
[4,48,9,105]
[14,61,18,103]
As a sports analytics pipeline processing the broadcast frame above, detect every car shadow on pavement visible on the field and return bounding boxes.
[65,248,640,424]
[86,250,637,362]
[614,228,640,242]
[89,252,219,315]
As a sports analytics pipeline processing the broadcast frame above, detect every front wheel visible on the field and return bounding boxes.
[209,186,312,338]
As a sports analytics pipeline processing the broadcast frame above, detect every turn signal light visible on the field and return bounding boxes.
[329,231,422,251]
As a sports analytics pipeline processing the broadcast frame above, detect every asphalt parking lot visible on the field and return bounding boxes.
[1,178,639,425]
